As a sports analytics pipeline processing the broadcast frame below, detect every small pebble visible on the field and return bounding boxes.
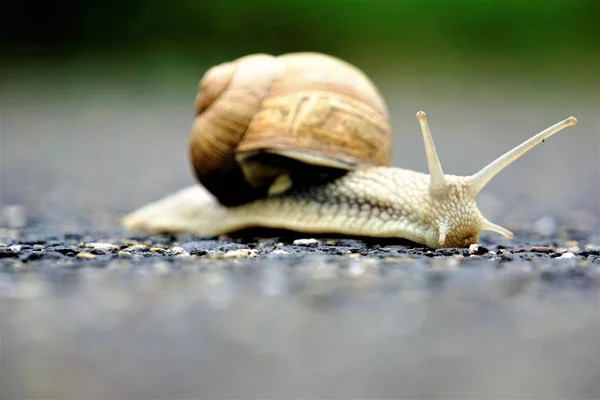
[84,242,118,252]
[468,244,479,255]
[271,249,289,255]
[32,244,45,251]
[222,249,258,259]
[117,251,132,257]
[530,246,555,253]
[171,246,185,255]
[75,252,96,259]
[149,247,167,253]
[293,238,319,246]
[558,252,575,260]
[8,245,22,252]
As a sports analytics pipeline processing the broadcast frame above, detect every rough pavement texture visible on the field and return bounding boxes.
[1,68,599,398]
[2,229,600,399]
[1,229,600,269]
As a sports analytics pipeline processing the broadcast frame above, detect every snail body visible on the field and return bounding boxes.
[123,52,578,249]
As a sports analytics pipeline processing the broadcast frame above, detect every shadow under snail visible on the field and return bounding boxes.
[122,52,578,249]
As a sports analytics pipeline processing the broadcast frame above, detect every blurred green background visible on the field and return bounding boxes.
[3,0,599,79]
[1,0,599,234]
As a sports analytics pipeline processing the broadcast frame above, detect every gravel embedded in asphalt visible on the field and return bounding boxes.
[1,228,599,270]
[1,227,599,399]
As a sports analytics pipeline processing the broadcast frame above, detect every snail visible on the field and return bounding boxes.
[122,52,578,249]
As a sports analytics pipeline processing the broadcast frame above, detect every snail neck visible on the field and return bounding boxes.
[364,168,486,248]
[226,167,484,248]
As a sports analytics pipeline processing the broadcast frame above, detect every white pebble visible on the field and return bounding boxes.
[558,252,575,259]
[76,252,96,259]
[171,246,185,255]
[271,249,289,255]
[223,249,258,259]
[293,238,319,246]
[8,245,22,252]
[84,242,118,251]
[468,244,479,255]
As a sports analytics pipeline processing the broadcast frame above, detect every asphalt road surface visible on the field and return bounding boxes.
[1,64,599,399]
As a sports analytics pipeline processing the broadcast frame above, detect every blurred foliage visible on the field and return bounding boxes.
[2,0,599,73]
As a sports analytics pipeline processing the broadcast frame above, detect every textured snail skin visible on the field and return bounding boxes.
[122,167,484,249]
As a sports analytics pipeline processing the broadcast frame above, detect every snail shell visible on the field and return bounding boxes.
[189,52,393,206]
